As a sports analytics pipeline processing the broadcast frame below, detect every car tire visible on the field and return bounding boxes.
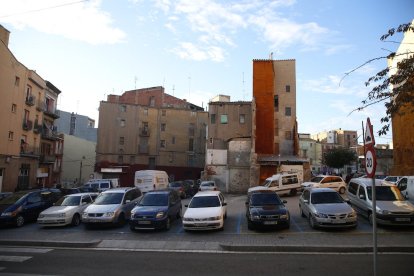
[309,215,317,229]
[117,213,126,226]
[71,214,81,226]
[339,187,346,194]
[176,207,182,219]
[165,217,171,231]
[224,212,227,220]
[300,207,305,218]
[15,215,25,227]
[289,189,297,196]
[247,219,254,230]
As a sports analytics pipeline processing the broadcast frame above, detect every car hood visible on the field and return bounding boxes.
[313,203,354,214]
[302,182,317,187]
[376,201,414,212]
[132,206,167,215]
[0,204,15,213]
[249,205,287,215]
[85,204,120,213]
[184,207,222,218]
[40,206,78,215]
[247,186,269,193]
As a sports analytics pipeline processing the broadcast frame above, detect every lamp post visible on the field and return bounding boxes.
[79,156,85,186]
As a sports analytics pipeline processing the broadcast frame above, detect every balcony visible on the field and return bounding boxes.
[20,145,40,157]
[139,144,149,154]
[40,154,56,164]
[36,100,45,111]
[25,95,35,106]
[44,108,60,119]
[41,127,59,141]
[139,127,150,137]
[22,120,33,131]
[33,120,42,134]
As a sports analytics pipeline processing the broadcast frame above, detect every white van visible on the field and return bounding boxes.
[396,176,414,204]
[134,170,169,193]
[83,179,118,192]
[248,173,302,196]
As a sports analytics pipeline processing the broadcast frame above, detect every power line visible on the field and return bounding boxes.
[0,0,89,19]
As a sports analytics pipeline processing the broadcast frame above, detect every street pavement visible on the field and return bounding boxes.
[1,194,413,253]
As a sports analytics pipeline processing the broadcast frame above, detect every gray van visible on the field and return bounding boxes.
[347,178,414,226]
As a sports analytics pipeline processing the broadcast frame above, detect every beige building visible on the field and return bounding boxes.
[0,25,63,192]
[299,133,322,173]
[96,87,208,186]
[311,129,358,148]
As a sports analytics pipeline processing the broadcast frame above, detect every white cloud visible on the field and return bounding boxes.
[0,0,126,45]
[302,75,369,98]
[172,42,225,62]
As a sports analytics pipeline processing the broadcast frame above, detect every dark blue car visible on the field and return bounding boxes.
[129,189,182,231]
[0,189,62,227]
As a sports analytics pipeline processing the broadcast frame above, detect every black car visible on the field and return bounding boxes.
[129,189,182,231]
[183,180,198,197]
[245,190,290,230]
[0,189,62,227]
[168,181,187,199]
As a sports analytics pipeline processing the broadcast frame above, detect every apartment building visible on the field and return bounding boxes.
[96,86,208,186]
[55,110,97,142]
[298,133,322,173]
[252,59,305,185]
[0,25,62,192]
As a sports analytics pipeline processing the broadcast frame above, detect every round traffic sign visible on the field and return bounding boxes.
[365,148,377,178]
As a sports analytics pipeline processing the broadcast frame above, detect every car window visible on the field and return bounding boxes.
[101,183,110,189]
[366,186,405,201]
[189,196,220,208]
[303,190,310,201]
[311,176,324,183]
[56,195,81,206]
[82,195,92,204]
[269,180,278,187]
[94,193,124,205]
[250,193,282,206]
[348,182,358,195]
[140,193,168,206]
[357,185,366,199]
[311,192,344,204]
[27,193,42,204]
[0,191,29,205]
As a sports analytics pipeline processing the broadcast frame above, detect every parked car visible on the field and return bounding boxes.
[168,181,187,199]
[396,176,414,204]
[82,179,117,193]
[0,189,62,227]
[82,187,143,227]
[198,181,218,191]
[60,188,81,195]
[37,192,98,227]
[248,173,301,196]
[299,188,357,229]
[245,189,290,230]
[129,189,182,231]
[383,176,403,185]
[183,179,198,197]
[301,175,347,194]
[347,178,414,226]
[182,191,227,231]
[134,170,169,193]
[0,192,12,200]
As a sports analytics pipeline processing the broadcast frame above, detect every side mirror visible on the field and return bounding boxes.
[282,200,287,204]
[125,199,131,204]
[245,201,249,206]
[345,199,351,204]
[185,204,188,207]
[222,202,227,206]
[359,194,366,200]
[303,199,309,204]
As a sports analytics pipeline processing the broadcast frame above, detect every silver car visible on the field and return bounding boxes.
[299,188,357,229]
[82,187,142,227]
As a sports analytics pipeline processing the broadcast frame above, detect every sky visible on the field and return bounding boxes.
[1,0,413,145]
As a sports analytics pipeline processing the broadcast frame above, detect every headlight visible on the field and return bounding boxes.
[280,214,289,220]
[156,212,165,219]
[378,209,389,215]
[38,214,45,218]
[105,212,115,217]
[58,213,66,218]
[82,212,88,218]
[348,211,357,218]
[251,215,260,220]
[208,216,221,220]
[315,212,328,218]
[183,217,193,222]
[1,212,13,217]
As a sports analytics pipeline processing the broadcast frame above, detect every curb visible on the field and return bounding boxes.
[0,239,101,248]
[219,244,414,253]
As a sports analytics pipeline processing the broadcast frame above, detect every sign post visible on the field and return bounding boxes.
[363,118,377,276]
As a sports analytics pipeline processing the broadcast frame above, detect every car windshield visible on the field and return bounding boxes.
[310,177,324,183]
[0,191,28,205]
[385,177,397,182]
[367,186,405,201]
[55,195,81,206]
[311,192,344,204]
[201,182,214,187]
[169,182,182,188]
[139,193,168,206]
[189,196,220,208]
[94,193,124,205]
[250,193,282,206]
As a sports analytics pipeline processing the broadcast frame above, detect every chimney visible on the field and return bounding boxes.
[0,24,10,46]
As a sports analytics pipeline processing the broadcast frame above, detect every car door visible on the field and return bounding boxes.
[23,192,42,221]
[354,185,369,216]
[219,193,227,216]
[397,177,408,197]
[123,189,141,217]
[301,190,311,216]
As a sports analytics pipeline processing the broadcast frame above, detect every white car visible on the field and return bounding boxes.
[301,175,347,194]
[182,191,227,231]
[198,181,218,191]
[37,193,97,227]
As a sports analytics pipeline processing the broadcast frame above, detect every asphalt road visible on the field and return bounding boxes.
[0,246,412,276]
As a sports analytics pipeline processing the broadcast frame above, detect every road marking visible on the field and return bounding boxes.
[236,213,243,234]
[289,217,303,232]
[0,248,52,254]
[0,256,32,262]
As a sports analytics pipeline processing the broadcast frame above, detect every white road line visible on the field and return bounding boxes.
[0,248,52,254]
[0,256,32,262]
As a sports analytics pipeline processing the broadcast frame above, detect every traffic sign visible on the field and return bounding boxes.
[364,118,375,146]
[365,147,377,178]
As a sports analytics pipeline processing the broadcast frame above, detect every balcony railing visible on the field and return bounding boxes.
[20,145,40,157]
[22,120,33,131]
[139,127,150,137]
[44,108,60,119]
[40,154,56,164]
[33,120,42,134]
[25,95,35,106]
[41,128,59,140]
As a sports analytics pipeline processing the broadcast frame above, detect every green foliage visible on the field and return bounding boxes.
[323,148,356,169]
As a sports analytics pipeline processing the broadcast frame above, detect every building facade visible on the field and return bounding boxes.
[298,133,322,173]
[0,25,62,192]
[55,110,97,142]
[96,86,208,186]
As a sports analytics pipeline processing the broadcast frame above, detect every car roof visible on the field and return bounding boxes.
[101,187,136,193]
[145,189,172,195]
[65,192,97,197]
[307,188,338,193]
[194,190,221,197]
[350,178,389,187]
[249,189,276,195]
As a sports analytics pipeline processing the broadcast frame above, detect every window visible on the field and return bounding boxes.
[274,95,279,112]
[161,123,166,131]
[239,114,245,124]
[285,107,291,116]
[15,76,20,86]
[210,114,216,124]
[286,85,290,92]
[129,156,135,164]
[149,96,155,107]
[120,119,126,127]
[144,108,148,115]
[119,137,124,145]
[188,123,195,136]
[189,138,194,151]
[161,110,166,116]
[120,105,126,112]
[160,140,166,148]
[172,136,176,144]
[26,85,32,99]
[220,114,228,124]
[8,131,14,140]
[11,104,17,113]
[118,155,123,164]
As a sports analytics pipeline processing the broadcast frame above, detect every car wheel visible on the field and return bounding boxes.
[247,219,254,230]
[117,213,126,226]
[300,207,305,218]
[71,214,81,226]
[224,212,227,220]
[165,217,171,231]
[176,207,182,219]
[368,212,373,226]
[289,189,297,196]
[309,215,317,229]
[15,215,25,227]
[339,186,346,194]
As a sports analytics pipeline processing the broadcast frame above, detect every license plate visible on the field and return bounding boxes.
[88,219,101,223]
[138,221,151,224]
[264,221,278,225]
[194,223,205,226]
[395,218,410,222]
[331,219,345,224]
